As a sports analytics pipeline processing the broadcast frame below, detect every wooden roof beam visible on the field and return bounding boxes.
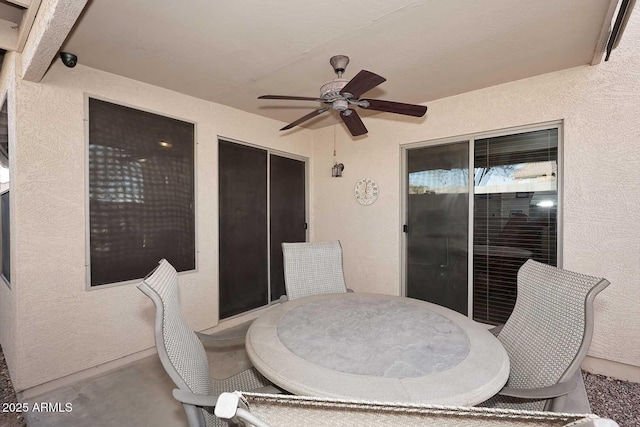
[5,0,30,8]
[21,0,88,82]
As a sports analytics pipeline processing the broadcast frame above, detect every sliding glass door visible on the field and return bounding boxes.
[406,142,469,315]
[219,141,269,318]
[269,155,307,302]
[219,139,307,319]
[403,124,560,323]
[473,129,558,324]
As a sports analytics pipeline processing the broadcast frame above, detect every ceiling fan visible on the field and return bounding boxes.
[258,55,428,137]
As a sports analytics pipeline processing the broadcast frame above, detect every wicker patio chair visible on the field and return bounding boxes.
[211,392,619,426]
[138,259,277,427]
[482,260,610,412]
[280,240,349,301]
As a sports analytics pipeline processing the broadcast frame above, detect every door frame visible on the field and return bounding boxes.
[217,136,309,320]
[400,120,563,319]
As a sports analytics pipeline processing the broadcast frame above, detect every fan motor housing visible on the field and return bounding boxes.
[331,99,349,112]
[320,79,349,100]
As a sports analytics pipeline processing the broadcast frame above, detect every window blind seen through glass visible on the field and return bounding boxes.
[473,128,558,324]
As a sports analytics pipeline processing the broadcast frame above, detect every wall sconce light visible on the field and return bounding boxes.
[332,162,344,177]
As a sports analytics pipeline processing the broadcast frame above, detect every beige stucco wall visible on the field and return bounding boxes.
[312,13,640,371]
[2,8,639,392]
[7,59,313,391]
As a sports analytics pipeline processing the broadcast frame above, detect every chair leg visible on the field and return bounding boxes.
[548,370,591,413]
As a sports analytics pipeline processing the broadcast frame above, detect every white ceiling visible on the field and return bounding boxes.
[63,0,614,130]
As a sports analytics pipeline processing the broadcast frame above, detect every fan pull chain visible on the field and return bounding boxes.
[333,125,337,158]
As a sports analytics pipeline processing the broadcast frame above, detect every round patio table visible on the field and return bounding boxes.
[246,292,509,406]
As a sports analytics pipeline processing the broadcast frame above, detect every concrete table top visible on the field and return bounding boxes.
[246,293,509,406]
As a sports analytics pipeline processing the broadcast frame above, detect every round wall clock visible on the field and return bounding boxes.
[354,178,379,206]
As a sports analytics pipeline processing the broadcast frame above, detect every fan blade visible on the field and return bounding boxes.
[340,70,386,99]
[259,95,323,102]
[281,108,329,131]
[340,109,368,136]
[360,99,427,117]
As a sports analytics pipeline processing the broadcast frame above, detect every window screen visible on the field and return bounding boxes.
[88,98,195,286]
[0,99,9,284]
[1,191,8,283]
[218,140,268,318]
[473,128,558,324]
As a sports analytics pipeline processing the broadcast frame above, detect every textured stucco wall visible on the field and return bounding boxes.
[0,52,18,377]
[4,7,639,392]
[312,14,640,370]
[9,61,313,391]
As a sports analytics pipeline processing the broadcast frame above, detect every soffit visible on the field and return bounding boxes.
[63,0,614,129]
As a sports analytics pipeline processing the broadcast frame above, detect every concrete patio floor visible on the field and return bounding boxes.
[14,320,637,427]
[20,347,594,427]
[22,343,253,427]
[21,344,251,427]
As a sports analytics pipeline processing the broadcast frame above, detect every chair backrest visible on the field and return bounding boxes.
[281,241,347,300]
[494,260,610,411]
[137,259,216,427]
[215,392,617,427]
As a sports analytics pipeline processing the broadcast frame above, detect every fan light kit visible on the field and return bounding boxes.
[258,55,428,137]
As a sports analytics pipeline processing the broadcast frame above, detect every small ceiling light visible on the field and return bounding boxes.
[158,140,173,148]
[138,158,147,163]
[536,200,554,208]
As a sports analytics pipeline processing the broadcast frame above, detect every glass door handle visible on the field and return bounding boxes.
[439,237,450,268]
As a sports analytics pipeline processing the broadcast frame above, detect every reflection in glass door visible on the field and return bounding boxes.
[473,129,558,324]
[405,142,469,315]
[403,125,560,322]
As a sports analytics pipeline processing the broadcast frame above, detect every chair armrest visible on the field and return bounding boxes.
[173,386,281,407]
[498,378,577,399]
[489,324,503,336]
[172,389,218,408]
[196,332,245,347]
